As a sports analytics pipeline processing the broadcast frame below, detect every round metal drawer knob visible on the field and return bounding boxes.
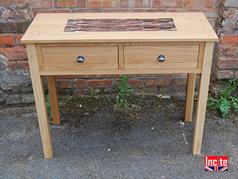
[158,55,166,62]
[76,56,85,63]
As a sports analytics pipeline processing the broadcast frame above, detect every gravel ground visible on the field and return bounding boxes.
[0,95,238,179]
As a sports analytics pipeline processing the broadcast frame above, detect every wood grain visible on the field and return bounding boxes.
[193,42,215,155]
[21,13,218,44]
[41,45,118,71]
[47,76,60,125]
[124,44,199,70]
[26,44,53,159]
[185,73,196,122]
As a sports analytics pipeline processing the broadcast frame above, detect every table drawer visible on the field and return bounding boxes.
[124,44,200,70]
[41,46,119,71]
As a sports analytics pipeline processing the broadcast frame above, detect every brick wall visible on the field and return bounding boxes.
[214,0,238,79]
[0,0,237,107]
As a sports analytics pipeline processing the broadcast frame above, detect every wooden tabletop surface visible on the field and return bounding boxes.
[21,12,218,43]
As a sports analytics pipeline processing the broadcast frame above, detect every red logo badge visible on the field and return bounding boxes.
[204,156,228,171]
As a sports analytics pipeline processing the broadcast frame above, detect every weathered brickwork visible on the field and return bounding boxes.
[214,0,238,80]
[0,0,236,107]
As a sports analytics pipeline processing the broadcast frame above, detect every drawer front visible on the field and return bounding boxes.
[124,44,200,70]
[41,46,118,71]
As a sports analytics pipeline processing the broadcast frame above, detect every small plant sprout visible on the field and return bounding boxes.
[116,75,133,108]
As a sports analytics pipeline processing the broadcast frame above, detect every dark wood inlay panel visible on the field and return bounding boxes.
[64,18,176,32]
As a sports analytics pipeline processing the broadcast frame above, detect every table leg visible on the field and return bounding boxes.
[26,44,53,159]
[185,73,196,122]
[47,76,61,125]
[193,42,214,155]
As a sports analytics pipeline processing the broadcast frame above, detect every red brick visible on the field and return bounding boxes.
[87,79,112,88]
[218,58,238,70]
[176,0,183,7]
[153,0,177,7]
[216,70,234,79]
[55,0,77,7]
[192,0,204,8]
[17,61,29,70]
[57,80,76,89]
[235,71,238,79]
[172,76,187,86]
[2,0,28,5]
[29,0,42,8]
[42,0,53,8]
[152,0,161,7]
[205,0,215,8]
[15,34,23,45]
[221,35,238,44]
[135,0,144,8]
[76,80,85,88]
[128,79,144,88]
[119,0,128,7]
[218,44,238,58]
[87,0,101,8]
[57,75,79,79]
[145,78,172,86]
[0,34,14,46]
[88,0,117,8]
[0,47,27,61]
[184,0,192,8]
[102,0,113,8]
[77,0,86,7]
[7,61,17,70]
[223,8,237,19]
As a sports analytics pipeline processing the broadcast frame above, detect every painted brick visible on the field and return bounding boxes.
[54,0,77,7]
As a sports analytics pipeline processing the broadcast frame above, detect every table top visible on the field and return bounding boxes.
[21,12,218,44]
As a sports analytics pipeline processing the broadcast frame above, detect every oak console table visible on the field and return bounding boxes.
[21,13,218,159]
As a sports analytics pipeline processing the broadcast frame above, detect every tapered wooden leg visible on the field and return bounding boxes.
[47,76,61,125]
[185,73,196,122]
[26,44,53,159]
[193,42,214,155]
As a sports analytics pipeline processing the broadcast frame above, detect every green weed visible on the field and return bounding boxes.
[208,79,238,118]
[116,75,133,108]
